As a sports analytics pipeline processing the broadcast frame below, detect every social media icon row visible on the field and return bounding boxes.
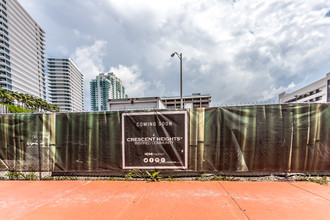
[143,157,166,163]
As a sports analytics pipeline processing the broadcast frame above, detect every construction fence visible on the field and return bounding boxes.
[0,104,329,175]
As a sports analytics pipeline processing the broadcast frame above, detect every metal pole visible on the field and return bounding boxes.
[38,131,42,180]
[171,52,183,109]
[180,53,183,109]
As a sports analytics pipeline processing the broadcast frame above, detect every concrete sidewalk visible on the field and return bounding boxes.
[0,181,329,219]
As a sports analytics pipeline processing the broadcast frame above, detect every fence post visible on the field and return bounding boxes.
[38,131,42,180]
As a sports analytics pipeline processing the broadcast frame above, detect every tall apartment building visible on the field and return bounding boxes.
[48,58,84,112]
[0,0,46,99]
[90,72,127,111]
[279,72,330,103]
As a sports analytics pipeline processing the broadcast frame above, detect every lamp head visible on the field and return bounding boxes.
[171,53,175,57]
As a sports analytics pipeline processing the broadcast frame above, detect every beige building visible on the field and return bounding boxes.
[161,93,211,109]
[108,97,166,111]
[107,93,212,111]
[279,72,330,103]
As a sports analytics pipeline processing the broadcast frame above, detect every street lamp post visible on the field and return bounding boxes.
[171,52,183,108]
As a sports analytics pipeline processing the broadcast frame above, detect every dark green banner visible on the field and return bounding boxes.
[122,111,187,169]
[0,104,329,173]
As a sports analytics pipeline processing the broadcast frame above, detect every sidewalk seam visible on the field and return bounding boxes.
[217,182,250,220]
[126,187,148,220]
[288,183,329,201]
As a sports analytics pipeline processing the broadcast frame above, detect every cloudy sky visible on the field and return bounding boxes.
[19,0,330,110]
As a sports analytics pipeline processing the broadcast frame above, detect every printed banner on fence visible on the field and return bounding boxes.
[122,111,188,169]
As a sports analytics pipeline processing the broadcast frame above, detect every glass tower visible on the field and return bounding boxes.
[90,72,127,111]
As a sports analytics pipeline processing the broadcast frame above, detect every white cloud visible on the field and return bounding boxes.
[71,40,108,110]
[73,29,94,41]
[73,29,80,37]
[20,0,330,107]
[55,45,69,56]
[71,40,107,78]
[107,0,330,104]
[260,83,296,102]
[108,65,149,97]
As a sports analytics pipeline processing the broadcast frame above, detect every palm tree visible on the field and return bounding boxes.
[25,95,36,110]
[11,91,22,107]
[3,91,14,104]
[20,93,30,109]
[52,104,60,112]
[0,88,60,113]
[0,88,6,103]
[39,98,48,112]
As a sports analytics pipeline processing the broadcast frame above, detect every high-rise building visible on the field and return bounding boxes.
[279,72,330,103]
[48,58,84,112]
[90,72,127,111]
[0,0,46,99]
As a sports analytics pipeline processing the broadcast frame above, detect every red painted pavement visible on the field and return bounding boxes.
[0,181,328,219]
[220,182,330,220]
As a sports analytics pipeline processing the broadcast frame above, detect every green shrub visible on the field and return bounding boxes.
[21,172,38,180]
[0,104,32,113]
[125,169,143,180]
[146,171,162,182]
[5,172,23,180]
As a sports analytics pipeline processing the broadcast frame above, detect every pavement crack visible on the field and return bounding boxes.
[288,183,329,201]
[126,188,148,219]
[217,182,250,220]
